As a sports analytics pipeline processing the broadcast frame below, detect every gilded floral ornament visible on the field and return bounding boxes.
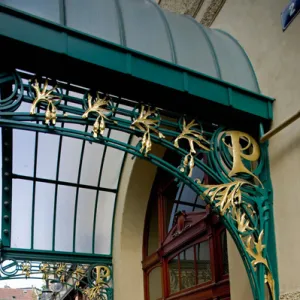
[82,92,115,138]
[246,231,275,299]
[73,266,86,287]
[55,263,67,282]
[246,231,267,269]
[197,178,275,298]
[30,78,61,125]
[39,263,50,280]
[84,266,112,300]
[131,105,165,156]
[175,119,210,177]
[197,181,245,216]
[21,262,31,279]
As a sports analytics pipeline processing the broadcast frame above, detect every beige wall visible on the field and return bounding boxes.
[113,137,165,300]
[212,0,300,297]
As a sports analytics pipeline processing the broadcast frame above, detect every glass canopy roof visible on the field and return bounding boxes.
[1,70,131,258]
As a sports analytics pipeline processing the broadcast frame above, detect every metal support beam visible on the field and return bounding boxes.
[1,127,12,247]
[261,110,300,142]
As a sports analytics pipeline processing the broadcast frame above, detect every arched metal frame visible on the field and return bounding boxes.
[0,69,278,300]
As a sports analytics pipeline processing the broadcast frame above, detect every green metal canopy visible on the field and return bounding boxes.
[0,0,274,126]
[0,1,278,300]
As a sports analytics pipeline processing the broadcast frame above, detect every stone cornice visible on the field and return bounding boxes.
[280,291,300,299]
[159,0,227,27]
[200,0,226,27]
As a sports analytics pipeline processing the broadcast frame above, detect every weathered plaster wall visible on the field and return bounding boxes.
[212,0,300,297]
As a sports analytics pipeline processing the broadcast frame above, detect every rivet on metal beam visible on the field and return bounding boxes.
[3,229,9,235]
[3,215,9,221]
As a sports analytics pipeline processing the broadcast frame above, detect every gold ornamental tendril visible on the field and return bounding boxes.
[84,284,103,300]
[73,266,86,287]
[174,119,210,177]
[82,93,115,138]
[131,105,165,156]
[246,231,268,269]
[198,178,275,298]
[55,263,67,283]
[197,181,245,216]
[245,231,275,298]
[39,263,50,280]
[21,262,31,279]
[30,78,60,125]
[83,266,111,300]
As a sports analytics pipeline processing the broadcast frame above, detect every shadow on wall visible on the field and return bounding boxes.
[113,139,165,300]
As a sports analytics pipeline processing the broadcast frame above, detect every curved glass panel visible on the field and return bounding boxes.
[34,182,55,250]
[94,191,115,255]
[13,129,35,176]
[5,75,128,258]
[11,179,33,249]
[55,185,76,252]
[75,188,96,253]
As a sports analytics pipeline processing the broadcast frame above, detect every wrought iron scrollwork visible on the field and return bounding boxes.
[0,69,277,300]
[0,260,113,300]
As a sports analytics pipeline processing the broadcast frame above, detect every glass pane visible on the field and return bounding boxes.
[11,179,33,248]
[75,188,96,253]
[36,133,60,180]
[13,129,35,176]
[99,130,130,189]
[80,138,105,187]
[94,192,115,255]
[180,246,196,290]
[149,266,162,300]
[180,185,197,204]
[34,182,55,250]
[196,240,212,284]
[55,185,76,252]
[221,230,229,274]
[59,126,82,183]
[168,256,179,294]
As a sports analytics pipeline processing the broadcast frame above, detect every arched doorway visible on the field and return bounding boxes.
[143,151,230,299]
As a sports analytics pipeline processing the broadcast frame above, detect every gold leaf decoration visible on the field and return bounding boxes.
[232,206,254,233]
[131,105,165,156]
[30,78,60,125]
[174,119,210,177]
[197,181,245,216]
[265,271,276,300]
[21,262,31,279]
[55,263,67,283]
[73,266,86,287]
[83,266,111,300]
[82,93,115,138]
[197,179,275,298]
[221,131,262,185]
[246,231,268,269]
[84,284,103,300]
[39,263,50,280]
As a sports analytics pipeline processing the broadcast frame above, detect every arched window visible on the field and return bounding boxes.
[143,153,230,300]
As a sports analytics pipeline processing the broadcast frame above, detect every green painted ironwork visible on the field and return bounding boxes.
[0,69,278,300]
[0,259,113,300]
[0,3,274,127]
